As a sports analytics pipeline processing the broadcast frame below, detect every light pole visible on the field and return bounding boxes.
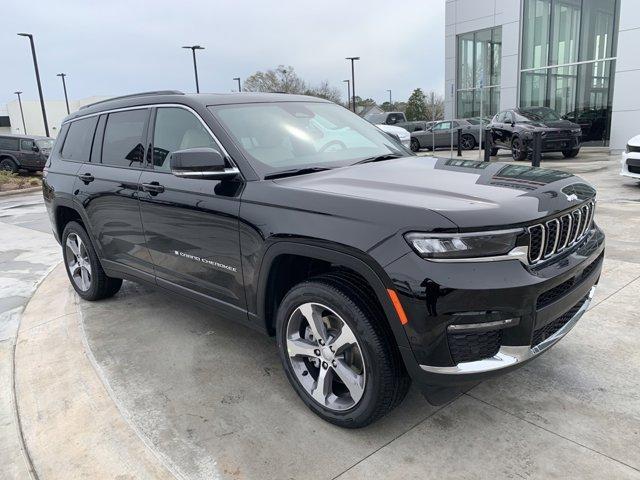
[57,73,70,114]
[345,56,360,113]
[182,45,204,93]
[386,89,392,107]
[343,79,351,110]
[233,77,241,92]
[18,33,49,137]
[14,91,27,134]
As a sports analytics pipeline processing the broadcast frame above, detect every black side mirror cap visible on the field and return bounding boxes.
[170,147,239,180]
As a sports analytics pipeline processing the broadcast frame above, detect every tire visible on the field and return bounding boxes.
[460,134,476,150]
[562,148,580,158]
[490,147,499,156]
[61,221,122,301]
[0,158,18,173]
[410,137,420,152]
[276,275,410,428]
[511,137,528,161]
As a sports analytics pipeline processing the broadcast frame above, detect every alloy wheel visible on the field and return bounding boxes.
[512,139,522,160]
[461,135,474,150]
[285,302,366,411]
[65,233,92,291]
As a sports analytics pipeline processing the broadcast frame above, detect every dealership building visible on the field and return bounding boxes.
[445,0,639,152]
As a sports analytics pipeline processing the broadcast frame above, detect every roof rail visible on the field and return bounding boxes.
[80,90,185,110]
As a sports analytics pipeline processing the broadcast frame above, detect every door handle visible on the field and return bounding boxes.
[141,182,165,194]
[77,173,94,184]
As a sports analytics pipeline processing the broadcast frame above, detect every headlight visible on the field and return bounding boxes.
[405,229,523,259]
[572,128,582,135]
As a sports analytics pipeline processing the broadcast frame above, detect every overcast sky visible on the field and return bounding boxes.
[2,0,444,107]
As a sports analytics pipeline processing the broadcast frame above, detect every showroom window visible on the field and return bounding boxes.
[456,26,502,119]
[520,0,619,145]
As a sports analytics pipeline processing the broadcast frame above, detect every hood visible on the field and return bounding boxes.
[628,134,640,147]
[377,124,410,139]
[274,156,595,230]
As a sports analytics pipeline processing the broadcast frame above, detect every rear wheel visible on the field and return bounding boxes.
[562,148,580,158]
[460,134,476,150]
[62,221,122,301]
[0,158,18,173]
[490,147,499,156]
[276,276,409,428]
[511,137,528,161]
[410,137,420,152]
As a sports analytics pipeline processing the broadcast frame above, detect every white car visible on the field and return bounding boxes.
[376,124,411,150]
[621,134,640,180]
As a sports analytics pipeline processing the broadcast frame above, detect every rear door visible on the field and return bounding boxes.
[138,106,246,312]
[73,108,154,277]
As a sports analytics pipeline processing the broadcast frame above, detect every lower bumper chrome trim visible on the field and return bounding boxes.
[419,286,595,375]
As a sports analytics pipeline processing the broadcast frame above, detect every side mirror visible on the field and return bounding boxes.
[170,148,239,180]
[32,145,39,152]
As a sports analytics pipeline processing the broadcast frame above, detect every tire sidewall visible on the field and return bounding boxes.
[410,138,420,152]
[461,134,475,150]
[512,137,527,161]
[0,158,18,173]
[61,221,103,300]
[275,282,386,426]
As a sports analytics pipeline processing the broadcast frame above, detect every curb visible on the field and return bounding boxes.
[0,187,42,198]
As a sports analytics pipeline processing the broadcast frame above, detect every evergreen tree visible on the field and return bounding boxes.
[405,88,428,121]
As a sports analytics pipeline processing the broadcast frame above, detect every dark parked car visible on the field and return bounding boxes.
[364,111,406,125]
[489,107,582,160]
[43,91,604,427]
[410,119,481,152]
[562,107,611,144]
[0,134,54,173]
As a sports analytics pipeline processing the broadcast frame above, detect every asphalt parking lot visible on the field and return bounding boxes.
[4,151,640,479]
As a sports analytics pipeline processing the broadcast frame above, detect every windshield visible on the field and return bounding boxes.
[363,113,385,124]
[517,107,561,122]
[35,139,54,149]
[210,102,409,178]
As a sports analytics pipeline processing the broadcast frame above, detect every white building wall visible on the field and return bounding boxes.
[5,96,111,138]
[444,0,523,120]
[609,0,640,152]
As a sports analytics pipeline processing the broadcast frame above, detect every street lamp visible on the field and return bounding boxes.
[182,45,205,93]
[345,56,360,113]
[343,79,351,110]
[18,33,49,137]
[233,77,241,92]
[386,89,392,106]
[14,91,27,134]
[57,73,70,114]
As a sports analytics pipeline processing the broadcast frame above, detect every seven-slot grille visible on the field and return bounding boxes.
[527,201,595,264]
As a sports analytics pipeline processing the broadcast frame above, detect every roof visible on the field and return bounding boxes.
[65,91,332,123]
[0,133,52,140]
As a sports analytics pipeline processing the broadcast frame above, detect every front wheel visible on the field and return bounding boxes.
[276,276,409,428]
[563,148,580,158]
[410,137,420,152]
[460,134,476,150]
[511,137,528,161]
[0,158,18,173]
[62,221,122,301]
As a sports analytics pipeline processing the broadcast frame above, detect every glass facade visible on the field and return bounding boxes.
[456,26,502,119]
[520,0,619,145]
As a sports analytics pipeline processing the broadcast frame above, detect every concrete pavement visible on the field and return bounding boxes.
[3,153,640,479]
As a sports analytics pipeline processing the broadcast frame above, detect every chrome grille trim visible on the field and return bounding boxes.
[528,201,595,265]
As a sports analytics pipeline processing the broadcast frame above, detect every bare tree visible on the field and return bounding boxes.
[425,91,445,120]
[305,80,342,104]
[243,66,342,104]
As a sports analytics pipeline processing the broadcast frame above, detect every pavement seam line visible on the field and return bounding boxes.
[590,274,640,310]
[19,312,77,333]
[330,398,459,480]
[77,299,189,480]
[465,392,640,474]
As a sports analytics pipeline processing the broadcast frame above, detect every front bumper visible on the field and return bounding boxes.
[621,152,640,179]
[385,225,604,401]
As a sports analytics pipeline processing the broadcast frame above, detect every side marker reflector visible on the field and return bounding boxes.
[387,289,409,325]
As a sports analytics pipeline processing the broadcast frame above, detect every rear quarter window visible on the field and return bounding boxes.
[0,137,20,151]
[61,116,99,161]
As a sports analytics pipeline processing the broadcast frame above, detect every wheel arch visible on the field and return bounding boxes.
[255,240,411,350]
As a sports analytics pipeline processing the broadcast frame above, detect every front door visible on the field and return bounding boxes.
[432,121,452,148]
[138,106,246,313]
[19,138,41,169]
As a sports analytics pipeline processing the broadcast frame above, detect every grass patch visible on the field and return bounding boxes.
[0,171,41,192]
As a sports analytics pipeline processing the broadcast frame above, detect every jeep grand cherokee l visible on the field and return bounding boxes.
[43,91,604,428]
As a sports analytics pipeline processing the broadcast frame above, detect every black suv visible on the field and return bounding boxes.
[0,134,54,173]
[43,91,604,428]
[489,107,582,160]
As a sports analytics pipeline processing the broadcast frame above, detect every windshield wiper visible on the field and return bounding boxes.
[264,167,332,180]
[352,153,403,165]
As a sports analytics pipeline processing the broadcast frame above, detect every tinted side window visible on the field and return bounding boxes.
[152,107,218,172]
[102,109,148,167]
[0,137,20,151]
[60,116,99,161]
[20,139,35,150]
